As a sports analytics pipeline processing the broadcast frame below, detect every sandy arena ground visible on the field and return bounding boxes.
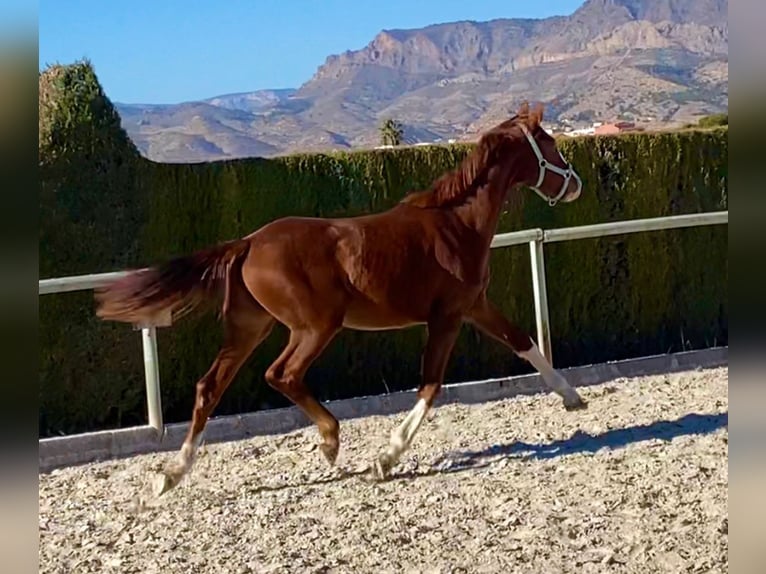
[39,366,728,573]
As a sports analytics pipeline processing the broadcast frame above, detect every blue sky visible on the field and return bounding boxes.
[39,0,583,104]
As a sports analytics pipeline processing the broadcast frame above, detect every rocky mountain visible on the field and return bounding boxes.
[116,0,728,162]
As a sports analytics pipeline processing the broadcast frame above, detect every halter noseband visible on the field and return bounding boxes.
[519,123,582,207]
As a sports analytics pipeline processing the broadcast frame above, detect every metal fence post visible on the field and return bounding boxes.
[141,326,164,436]
[529,238,553,364]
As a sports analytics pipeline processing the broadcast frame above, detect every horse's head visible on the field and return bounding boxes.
[495,102,583,207]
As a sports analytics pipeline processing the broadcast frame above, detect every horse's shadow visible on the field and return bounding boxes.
[249,411,728,492]
[426,411,728,473]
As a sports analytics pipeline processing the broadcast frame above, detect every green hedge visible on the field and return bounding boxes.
[40,61,151,435]
[39,64,727,436]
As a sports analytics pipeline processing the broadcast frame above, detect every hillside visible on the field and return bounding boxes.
[115,0,728,162]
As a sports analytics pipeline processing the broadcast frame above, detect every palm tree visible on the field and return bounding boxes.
[378,118,403,146]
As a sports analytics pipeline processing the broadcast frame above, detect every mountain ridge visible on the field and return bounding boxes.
[115,0,727,162]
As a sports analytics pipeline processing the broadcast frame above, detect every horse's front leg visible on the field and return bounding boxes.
[373,314,462,479]
[467,297,587,410]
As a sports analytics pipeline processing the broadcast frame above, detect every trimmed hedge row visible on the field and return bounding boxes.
[39,65,727,436]
[40,62,151,435]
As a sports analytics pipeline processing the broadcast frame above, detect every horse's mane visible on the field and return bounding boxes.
[400,106,538,209]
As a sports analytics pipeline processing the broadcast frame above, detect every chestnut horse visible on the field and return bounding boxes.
[95,102,587,496]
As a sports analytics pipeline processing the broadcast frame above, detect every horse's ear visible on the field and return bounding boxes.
[517,101,530,117]
[531,102,545,126]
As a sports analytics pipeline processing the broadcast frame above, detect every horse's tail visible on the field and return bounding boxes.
[95,238,252,325]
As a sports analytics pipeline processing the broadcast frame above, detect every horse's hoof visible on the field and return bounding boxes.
[564,396,588,411]
[319,441,339,466]
[152,464,185,497]
[153,472,178,498]
[372,452,394,481]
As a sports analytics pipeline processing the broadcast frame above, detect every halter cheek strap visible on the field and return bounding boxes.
[519,123,582,207]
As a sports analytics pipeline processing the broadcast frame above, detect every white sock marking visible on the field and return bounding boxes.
[172,432,203,476]
[386,398,430,464]
[518,342,582,406]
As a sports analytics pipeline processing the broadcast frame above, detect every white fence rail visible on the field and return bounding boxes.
[39,210,728,434]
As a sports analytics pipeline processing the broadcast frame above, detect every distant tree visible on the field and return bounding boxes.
[378,118,403,146]
[698,113,728,128]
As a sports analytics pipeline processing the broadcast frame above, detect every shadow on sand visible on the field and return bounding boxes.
[428,411,728,472]
[249,411,728,492]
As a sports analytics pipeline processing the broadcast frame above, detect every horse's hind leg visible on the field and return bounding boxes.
[467,297,587,410]
[374,314,462,479]
[264,324,342,465]
[155,293,275,496]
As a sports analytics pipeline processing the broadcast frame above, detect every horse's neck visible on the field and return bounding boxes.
[453,162,518,243]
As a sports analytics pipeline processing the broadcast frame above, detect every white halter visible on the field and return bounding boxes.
[519,123,582,207]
